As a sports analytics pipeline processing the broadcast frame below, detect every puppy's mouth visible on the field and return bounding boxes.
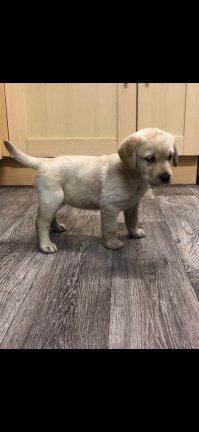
[150,176,172,186]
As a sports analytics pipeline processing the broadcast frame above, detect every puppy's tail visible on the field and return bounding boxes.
[4,140,42,169]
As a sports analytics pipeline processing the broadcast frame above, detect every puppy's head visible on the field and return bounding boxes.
[118,128,178,186]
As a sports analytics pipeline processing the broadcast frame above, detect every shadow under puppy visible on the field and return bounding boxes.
[4,128,178,253]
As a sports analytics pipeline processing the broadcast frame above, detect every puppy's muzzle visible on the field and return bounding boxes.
[159,172,171,183]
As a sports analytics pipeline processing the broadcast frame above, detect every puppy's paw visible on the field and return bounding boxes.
[40,243,58,253]
[129,228,145,239]
[104,239,125,250]
[51,222,66,233]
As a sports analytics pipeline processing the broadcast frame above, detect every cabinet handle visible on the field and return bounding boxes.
[145,83,149,87]
[124,83,128,88]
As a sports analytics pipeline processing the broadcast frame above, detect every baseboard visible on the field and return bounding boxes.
[0,158,36,185]
[0,156,198,185]
[172,156,198,184]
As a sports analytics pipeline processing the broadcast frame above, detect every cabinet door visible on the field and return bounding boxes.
[0,84,8,158]
[137,83,187,155]
[5,83,136,157]
[184,84,199,155]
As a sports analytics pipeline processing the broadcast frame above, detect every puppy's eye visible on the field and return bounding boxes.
[168,154,173,162]
[145,156,155,163]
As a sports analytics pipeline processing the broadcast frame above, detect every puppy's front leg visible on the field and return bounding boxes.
[101,205,124,249]
[124,204,145,239]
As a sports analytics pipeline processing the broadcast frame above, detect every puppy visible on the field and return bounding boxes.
[4,128,178,253]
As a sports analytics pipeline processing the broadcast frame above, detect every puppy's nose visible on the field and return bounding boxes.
[159,172,171,183]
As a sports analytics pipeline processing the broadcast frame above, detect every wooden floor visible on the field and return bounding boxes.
[1,185,199,349]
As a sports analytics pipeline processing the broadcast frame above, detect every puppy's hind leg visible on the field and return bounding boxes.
[35,188,64,254]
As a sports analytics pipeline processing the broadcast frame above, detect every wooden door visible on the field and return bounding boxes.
[5,83,136,157]
[0,84,8,158]
[137,83,187,155]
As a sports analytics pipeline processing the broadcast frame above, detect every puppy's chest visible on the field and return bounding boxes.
[125,182,148,206]
[104,178,148,210]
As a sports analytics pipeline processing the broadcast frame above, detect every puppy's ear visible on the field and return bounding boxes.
[118,134,142,169]
[173,144,178,167]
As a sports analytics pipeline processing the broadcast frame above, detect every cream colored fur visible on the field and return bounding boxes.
[4,128,177,253]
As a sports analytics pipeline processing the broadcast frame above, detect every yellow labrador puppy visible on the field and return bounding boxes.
[4,128,178,253]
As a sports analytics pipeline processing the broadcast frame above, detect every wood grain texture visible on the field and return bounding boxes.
[0,236,112,349]
[109,221,199,349]
[24,84,117,138]
[0,187,36,237]
[0,200,112,348]
[0,159,36,185]
[184,84,199,155]
[5,83,118,158]
[0,240,48,342]
[1,186,199,349]
[28,138,117,157]
[0,84,8,157]
[117,84,137,143]
[138,188,165,222]
[138,83,187,134]
[137,83,186,155]
[153,185,195,196]
[156,192,199,299]
[172,157,197,184]
[5,84,27,153]
[187,185,199,198]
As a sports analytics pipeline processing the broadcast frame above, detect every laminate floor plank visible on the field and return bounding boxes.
[109,222,199,349]
[0,207,112,349]
[1,186,199,349]
[156,193,199,298]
